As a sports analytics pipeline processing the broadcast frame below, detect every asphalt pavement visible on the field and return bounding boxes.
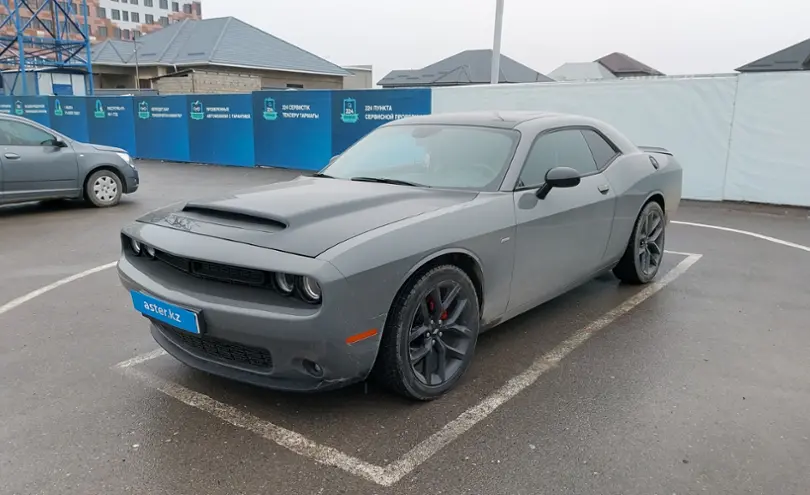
[1,161,808,495]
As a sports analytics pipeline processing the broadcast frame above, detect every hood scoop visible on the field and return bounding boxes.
[178,204,287,233]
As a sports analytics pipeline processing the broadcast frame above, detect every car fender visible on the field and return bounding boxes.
[641,190,665,212]
[322,193,516,329]
[357,246,487,380]
[400,247,484,289]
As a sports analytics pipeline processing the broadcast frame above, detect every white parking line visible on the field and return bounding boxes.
[672,220,810,253]
[380,252,702,485]
[0,262,116,316]
[120,366,387,483]
[113,251,702,487]
[115,348,167,369]
[662,249,699,257]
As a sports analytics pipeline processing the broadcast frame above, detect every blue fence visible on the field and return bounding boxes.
[0,89,432,171]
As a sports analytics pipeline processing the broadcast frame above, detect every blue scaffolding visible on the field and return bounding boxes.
[0,0,93,95]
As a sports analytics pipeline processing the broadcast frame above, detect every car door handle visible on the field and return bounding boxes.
[4,153,20,160]
[598,184,610,194]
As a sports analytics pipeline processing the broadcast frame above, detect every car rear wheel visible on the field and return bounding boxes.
[85,170,122,208]
[373,265,480,401]
[613,201,666,284]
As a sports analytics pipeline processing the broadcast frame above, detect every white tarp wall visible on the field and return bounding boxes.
[431,73,810,207]
[724,72,810,206]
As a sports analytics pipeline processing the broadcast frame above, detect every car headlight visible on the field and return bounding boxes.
[130,237,142,255]
[298,276,322,303]
[116,152,135,168]
[274,273,295,295]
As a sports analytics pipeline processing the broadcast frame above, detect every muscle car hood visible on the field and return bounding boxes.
[137,176,478,257]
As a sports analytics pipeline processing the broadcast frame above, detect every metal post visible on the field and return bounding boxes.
[12,1,27,95]
[133,39,140,90]
[83,0,94,95]
[490,0,504,85]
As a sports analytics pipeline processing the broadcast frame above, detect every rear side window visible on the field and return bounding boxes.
[582,129,620,169]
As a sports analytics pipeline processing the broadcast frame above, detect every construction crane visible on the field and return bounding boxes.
[0,0,93,95]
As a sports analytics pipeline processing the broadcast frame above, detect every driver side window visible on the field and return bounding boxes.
[0,120,55,146]
[519,129,598,188]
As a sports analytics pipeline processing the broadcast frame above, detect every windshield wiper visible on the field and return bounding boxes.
[311,172,334,178]
[350,176,427,187]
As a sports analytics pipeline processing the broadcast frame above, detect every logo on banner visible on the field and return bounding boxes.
[138,101,150,119]
[53,99,64,117]
[262,97,278,120]
[14,100,23,115]
[340,98,358,124]
[94,100,105,119]
[190,100,204,120]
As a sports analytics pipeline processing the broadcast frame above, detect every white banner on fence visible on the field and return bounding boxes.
[724,72,810,207]
[432,75,739,202]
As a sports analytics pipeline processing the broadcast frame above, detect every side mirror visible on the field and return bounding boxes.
[54,138,68,148]
[536,166,581,200]
[328,155,339,165]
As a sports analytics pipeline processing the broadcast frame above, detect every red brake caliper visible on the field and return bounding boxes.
[429,297,449,321]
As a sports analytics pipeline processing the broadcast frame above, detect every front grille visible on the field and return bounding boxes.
[194,261,266,286]
[155,250,190,272]
[158,322,273,370]
[154,250,268,288]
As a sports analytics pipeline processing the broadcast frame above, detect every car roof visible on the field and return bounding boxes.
[0,112,27,122]
[386,111,564,129]
[0,112,44,125]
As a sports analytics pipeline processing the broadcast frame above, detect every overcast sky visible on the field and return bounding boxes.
[203,0,807,84]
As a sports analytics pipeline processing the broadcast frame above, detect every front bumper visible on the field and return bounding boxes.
[117,223,386,392]
[123,168,139,194]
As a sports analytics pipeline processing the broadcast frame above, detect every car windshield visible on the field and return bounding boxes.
[322,124,520,190]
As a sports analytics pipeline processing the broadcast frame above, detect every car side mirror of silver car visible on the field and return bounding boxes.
[536,166,581,200]
[328,154,339,165]
[45,138,68,148]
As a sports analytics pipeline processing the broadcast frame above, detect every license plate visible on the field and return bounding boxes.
[130,291,201,334]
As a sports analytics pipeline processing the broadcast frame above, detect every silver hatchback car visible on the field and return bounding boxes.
[0,113,139,207]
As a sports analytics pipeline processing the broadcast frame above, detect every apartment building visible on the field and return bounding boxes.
[96,0,201,40]
[0,0,200,43]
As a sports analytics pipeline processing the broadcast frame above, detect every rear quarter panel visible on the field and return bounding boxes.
[603,152,683,262]
[319,193,517,328]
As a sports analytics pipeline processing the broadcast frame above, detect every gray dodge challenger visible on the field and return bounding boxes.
[117,111,682,401]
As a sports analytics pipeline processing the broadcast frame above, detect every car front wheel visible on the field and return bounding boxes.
[613,200,666,284]
[373,264,480,401]
[85,170,122,208]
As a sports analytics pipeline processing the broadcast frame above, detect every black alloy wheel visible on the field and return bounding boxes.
[374,264,480,401]
[408,279,475,387]
[637,206,665,277]
[614,201,666,284]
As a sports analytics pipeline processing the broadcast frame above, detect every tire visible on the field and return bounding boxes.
[613,200,666,284]
[373,264,481,401]
[84,170,123,208]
